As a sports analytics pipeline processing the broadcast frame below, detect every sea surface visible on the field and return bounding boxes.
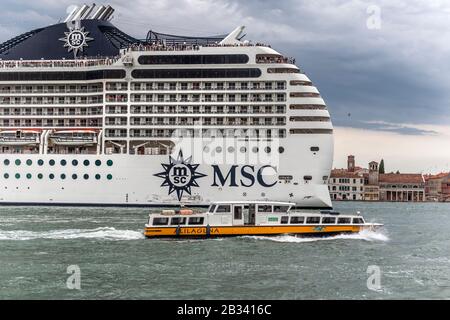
[0,202,449,299]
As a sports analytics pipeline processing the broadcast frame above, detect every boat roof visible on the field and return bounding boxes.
[211,201,295,206]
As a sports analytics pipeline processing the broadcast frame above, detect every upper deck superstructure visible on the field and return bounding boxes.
[0,4,334,208]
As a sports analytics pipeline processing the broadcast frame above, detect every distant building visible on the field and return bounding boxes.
[330,155,426,202]
[424,173,450,202]
[329,156,364,201]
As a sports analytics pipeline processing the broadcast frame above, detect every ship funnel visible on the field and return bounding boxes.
[99,5,113,20]
[72,4,89,21]
[81,3,96,20]
[64,5,80,23]
[219,26,246,45]
[91,5,106,19]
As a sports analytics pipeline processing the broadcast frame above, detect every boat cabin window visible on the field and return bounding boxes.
[153,217,169,226]
[258,205,272,213]
[280,216,289,224]
[290,216,305,224]
[274,205,290,213]
[352,218,364,224]
[216,205,231,213]
[322,217,336,224]
[306,217,321,224]
[338,218,351,224]
[171,217,187,225]
[208,205,216,213]
[188,217,205,225]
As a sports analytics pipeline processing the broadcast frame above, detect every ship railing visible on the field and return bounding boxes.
[124,41,272,53]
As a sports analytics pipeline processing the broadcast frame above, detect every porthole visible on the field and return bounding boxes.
[60,159,67,166]
[240,146,247,153]
[107,160,113,166]
[26,159,32,166]
[72,174,78,180]
[61,174,66,180]
[107,174,113,180]
[38,159,44,166]
[15,173,20,179]
[4,159,10,166]
[95,174,101,180]
[83,160,90,166]
[72,159,78,166]
[49,174,55,180]
[26,173,32,179]
[95,160,102,166]
[203,146,210,153]
[278,147,285,154]
[265,147,271,153]
[215,146,222,153]
[227,146,235,153]
[252,146,259,153]
[49,159,55,166]
[83,174,89,180]
[15,159,21,166]
[37,173,43,179]
[4,173,9,179]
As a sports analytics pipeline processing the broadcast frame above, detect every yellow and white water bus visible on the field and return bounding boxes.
[144,201,383,238]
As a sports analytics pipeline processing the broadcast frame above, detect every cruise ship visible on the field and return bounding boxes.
[0,4,334,208]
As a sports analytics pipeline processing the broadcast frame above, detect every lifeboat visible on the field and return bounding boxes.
[0,130,41,145]
[143,201,383,239]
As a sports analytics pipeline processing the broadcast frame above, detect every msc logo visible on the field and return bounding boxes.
[154,151,206,201]
[68,31,85,48]
[59,24,93,58]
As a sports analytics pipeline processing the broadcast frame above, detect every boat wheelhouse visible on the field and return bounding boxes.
[144,201,382,238]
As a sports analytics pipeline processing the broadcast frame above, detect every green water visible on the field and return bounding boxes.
[0,202,449,299]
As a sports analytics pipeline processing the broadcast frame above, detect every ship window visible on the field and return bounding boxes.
[274,206,289,213]
[84,160,90,166]
[215,147,222,153]
[49,174,54,180]
[240,147,247,153]
[265,147,271,153]
[107,160,113,166]
[95,174,101,180]
[72,160,78,166]
[306,217,320,224]
[338,218,351,224]
[72,174,78,180]
[4,159,10,166]
[352,218,364,224]
[278,147,284,154]
[107,174,113,180]
[304,176,313,181]
[258,205,272,213]
[138,54,249,65]
[280,216,289,224]
[49,159,55,166]
[171,217,187,225]
[252,147,259,153]
[153,217,169,226]
[84,174,89,180]
[310,147,320,152]
[3,173,9,179]
[131,68,262,79]
[15,159,21,166]
[60,174,66,180]
[216,205,231,213]
[38,173,43,179]
[290,216,304,224]
[26,173,32,179]
[188,217,205,225]
[60,159,67,166]
[26,159,32,166]
[208,205,216,213]
[95,160,102,166]
[15,173,20,179]
[322,217,336,224]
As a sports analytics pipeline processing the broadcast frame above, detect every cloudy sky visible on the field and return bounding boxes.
[1,0,449,173]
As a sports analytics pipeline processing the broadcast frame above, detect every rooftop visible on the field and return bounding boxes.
[379,173,424,184]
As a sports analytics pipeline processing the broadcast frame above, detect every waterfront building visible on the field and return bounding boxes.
[329,155,364,201]
[424,173,450,202]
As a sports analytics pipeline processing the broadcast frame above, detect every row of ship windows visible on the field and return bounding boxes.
[2,159,113,167]
[0,81,292,93]
[2,173,113,180]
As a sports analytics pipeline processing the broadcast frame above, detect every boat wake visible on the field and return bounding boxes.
[0,227,145,241]
[242,229,389,243]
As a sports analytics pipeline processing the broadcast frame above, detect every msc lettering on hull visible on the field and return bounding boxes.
[211,165,277,188]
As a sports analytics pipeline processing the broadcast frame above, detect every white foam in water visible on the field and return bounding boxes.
[0,227,145,241]
[242,229,389,243]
